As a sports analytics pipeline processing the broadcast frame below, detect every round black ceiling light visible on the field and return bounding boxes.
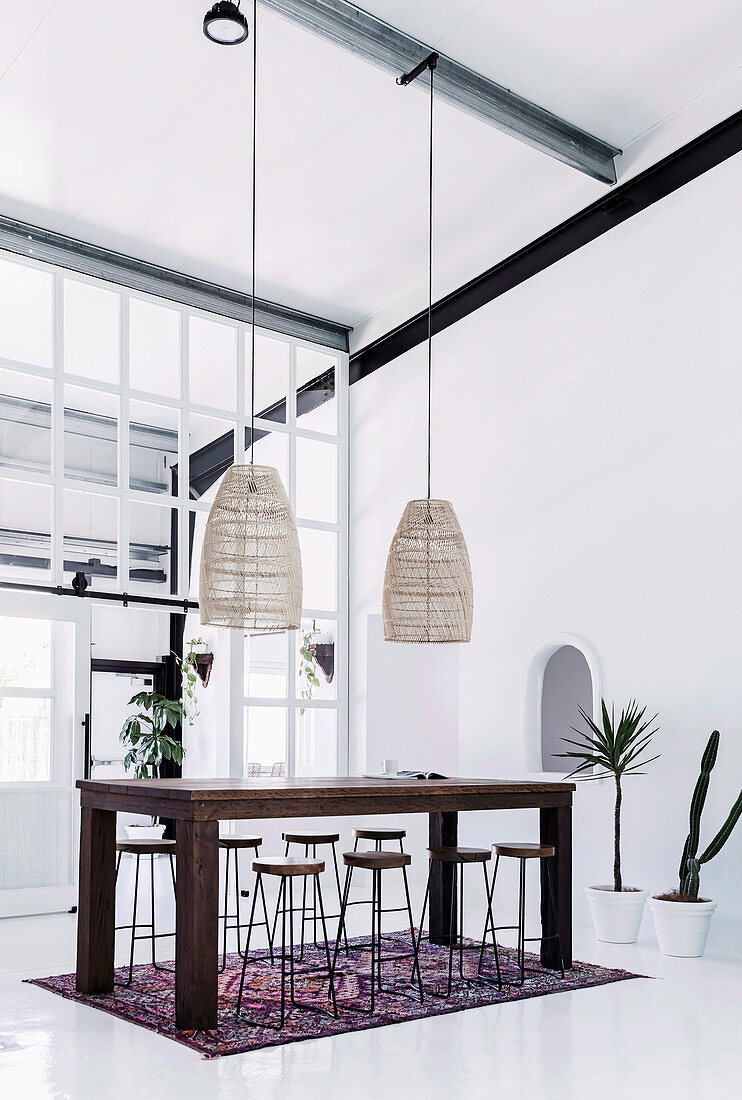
[203,1,249,45]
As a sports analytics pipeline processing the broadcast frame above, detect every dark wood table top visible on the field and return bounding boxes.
[77,775,575,820]
[77,775,575,801]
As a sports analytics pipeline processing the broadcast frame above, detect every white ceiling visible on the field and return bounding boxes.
[1,0,741,351]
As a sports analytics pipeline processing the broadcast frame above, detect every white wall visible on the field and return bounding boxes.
[350,151,742,920]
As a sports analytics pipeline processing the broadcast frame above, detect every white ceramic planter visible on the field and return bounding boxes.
[125,823,166,841]
[586,885,648,943]
[648,896,717,957]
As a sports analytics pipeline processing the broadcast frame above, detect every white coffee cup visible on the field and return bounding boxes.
[381,759,399,776]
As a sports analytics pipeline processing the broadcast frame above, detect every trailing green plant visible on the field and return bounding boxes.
[675,730,742,900]
[555,699,660,892]
[298,626,320,716]
[119,692,185,779]
[174,638,204,725]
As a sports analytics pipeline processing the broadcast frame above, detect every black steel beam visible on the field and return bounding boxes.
[350,107,742,384]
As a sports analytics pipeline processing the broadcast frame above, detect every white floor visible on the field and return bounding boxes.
[1,889,740,1100]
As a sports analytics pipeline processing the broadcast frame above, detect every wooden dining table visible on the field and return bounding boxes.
[75,776,575,1030]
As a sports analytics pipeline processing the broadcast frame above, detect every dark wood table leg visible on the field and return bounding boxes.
[76,805,116,994]
[428,810,458,945]
[540,803,572,968]
[175,819,219,1031]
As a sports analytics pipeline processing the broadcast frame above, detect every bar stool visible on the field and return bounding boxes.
[479,842,565,987]
[236,856,338,1029]
[348,826,410,949]
[415,847,497,998]
[219,834,274,972]
[114,838,176,987]
[332,850,423,1014]
[273,830,346,958]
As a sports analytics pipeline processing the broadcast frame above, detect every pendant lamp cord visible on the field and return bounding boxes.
[250,0,257,464]
[426,59,435,500]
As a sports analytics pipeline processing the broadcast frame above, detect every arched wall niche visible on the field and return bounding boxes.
[524,634,602,774]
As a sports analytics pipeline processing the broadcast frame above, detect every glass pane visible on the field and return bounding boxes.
[295,708,337,777]
[246,426,289,489]
[296,437,337,523]
[190,315,237,410]
[296,617,336,702]
[63,278,120,384]
[0,698,52,782]
[63,490,118,586]
[245,631,288,699]
[299,527,337,611]
[129,297,180,397]
[0,259,53,368]
[244,707,287,776]
[0,368,52,476]
[0,616,51,688]
[249,332,288,423]
[297,348,337,434]
[187,412,235,500]
[0,479,53,579]
[64,385,118,487]
[129,399,179,495]
[129,500,173,593]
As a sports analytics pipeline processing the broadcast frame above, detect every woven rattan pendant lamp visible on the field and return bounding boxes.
[383,56,473,644]
[200,0,302,630]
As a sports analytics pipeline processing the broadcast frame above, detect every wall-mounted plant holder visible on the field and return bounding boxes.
[309,642,334,684]
[194,652,214,687]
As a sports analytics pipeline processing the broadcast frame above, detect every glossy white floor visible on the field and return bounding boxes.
[1,878,740,1100]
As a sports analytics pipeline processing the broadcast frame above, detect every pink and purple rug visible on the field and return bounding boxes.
[27,932,644,1058]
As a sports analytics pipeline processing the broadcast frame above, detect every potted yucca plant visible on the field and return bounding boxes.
[555,699,659,943]
[649,730,742,957]
[119,691,185,839]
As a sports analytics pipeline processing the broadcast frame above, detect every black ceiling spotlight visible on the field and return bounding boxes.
[203,1,249,45]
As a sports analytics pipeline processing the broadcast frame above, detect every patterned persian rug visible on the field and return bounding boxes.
[27,932,644,1058]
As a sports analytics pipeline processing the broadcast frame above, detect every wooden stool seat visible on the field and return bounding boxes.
[343,850,411,871]
[353,826,406,841]
[116,839,176,855]
[253,856,325,877]
[427,846,491,864]
[282,830,340,845]
[493,842,555,860]
[219,835,262,849]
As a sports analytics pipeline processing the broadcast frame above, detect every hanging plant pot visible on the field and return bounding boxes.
[309,642,334,683]
[193,652,214,686]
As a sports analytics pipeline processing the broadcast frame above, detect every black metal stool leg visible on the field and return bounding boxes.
[270,841,291,949]
[316,877,338,1018]
[413,860,432,986]
[331,864,353,982]
[331,841,349,955]
[149,854,157,967]
[477,861,502,987]
[220,846,230,972]
[125,854,141,987]
[258,868,275,964]
[401,862,424,999]
[236,871,273,1020]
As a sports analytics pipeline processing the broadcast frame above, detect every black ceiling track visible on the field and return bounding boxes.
[350,106,742,383]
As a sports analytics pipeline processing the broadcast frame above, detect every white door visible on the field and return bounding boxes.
[0,592,91,917]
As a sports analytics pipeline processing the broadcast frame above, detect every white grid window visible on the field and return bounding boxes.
[0,250,348,777]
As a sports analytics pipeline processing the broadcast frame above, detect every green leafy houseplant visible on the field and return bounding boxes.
[660,730,742,901]
[119,692,185,780]
[555,699,660,892]
[298,626,320,716]
[174,638,205,726]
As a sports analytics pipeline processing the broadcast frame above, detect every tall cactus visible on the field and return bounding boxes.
[679,730,742,899]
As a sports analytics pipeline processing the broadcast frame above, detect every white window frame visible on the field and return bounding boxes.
[0,249,349,778]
